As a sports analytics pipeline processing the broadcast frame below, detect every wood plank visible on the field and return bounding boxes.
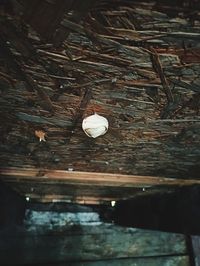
[191,236,200,266]
[13,256,190,266]
[0,180,144,203]
[1,167,200,203]
[1,168,200,186]
[44,256,190,266]
[0,224,188,264]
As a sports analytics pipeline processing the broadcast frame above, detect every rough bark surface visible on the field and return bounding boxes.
[0,0,199,179]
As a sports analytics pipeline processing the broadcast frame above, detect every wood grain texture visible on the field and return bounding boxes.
[191,236,200,266]
[0,0,200,179]
[0,223,188,264]
[0,256,190,266]
[44,256,190,266]
[1,167,200,203]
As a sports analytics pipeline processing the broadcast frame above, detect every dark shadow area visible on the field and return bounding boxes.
[0,181,26,229]
[0,182,199,264]
[2,181,200,236]
[111,185,200,235]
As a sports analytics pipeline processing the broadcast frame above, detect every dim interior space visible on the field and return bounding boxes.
[0,0,200,265]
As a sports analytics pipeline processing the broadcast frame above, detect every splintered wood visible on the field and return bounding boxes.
[0,0,199,181]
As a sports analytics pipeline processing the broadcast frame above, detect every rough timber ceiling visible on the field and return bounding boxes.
[0,0,200,181]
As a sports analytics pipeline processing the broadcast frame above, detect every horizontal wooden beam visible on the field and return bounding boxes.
[1,168,200,204]
[28,256,190,266]
[1,167,200,186]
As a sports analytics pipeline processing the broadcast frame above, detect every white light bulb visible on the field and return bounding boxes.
[26,197,30,201]
[111,201,116,207]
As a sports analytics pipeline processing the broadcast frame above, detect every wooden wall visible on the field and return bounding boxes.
[0,207,191,265]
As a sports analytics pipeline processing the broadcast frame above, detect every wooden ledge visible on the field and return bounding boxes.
[1,168,200,204]
[1,167,200,186]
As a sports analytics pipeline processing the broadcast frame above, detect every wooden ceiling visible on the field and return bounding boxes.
[0,0,200,203]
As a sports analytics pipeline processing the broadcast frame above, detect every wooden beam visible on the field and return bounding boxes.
[0,223,188,264]
[1,168,200,204]
[1,168,200,186]
[191,236,200,266]
[26,256,190,266]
